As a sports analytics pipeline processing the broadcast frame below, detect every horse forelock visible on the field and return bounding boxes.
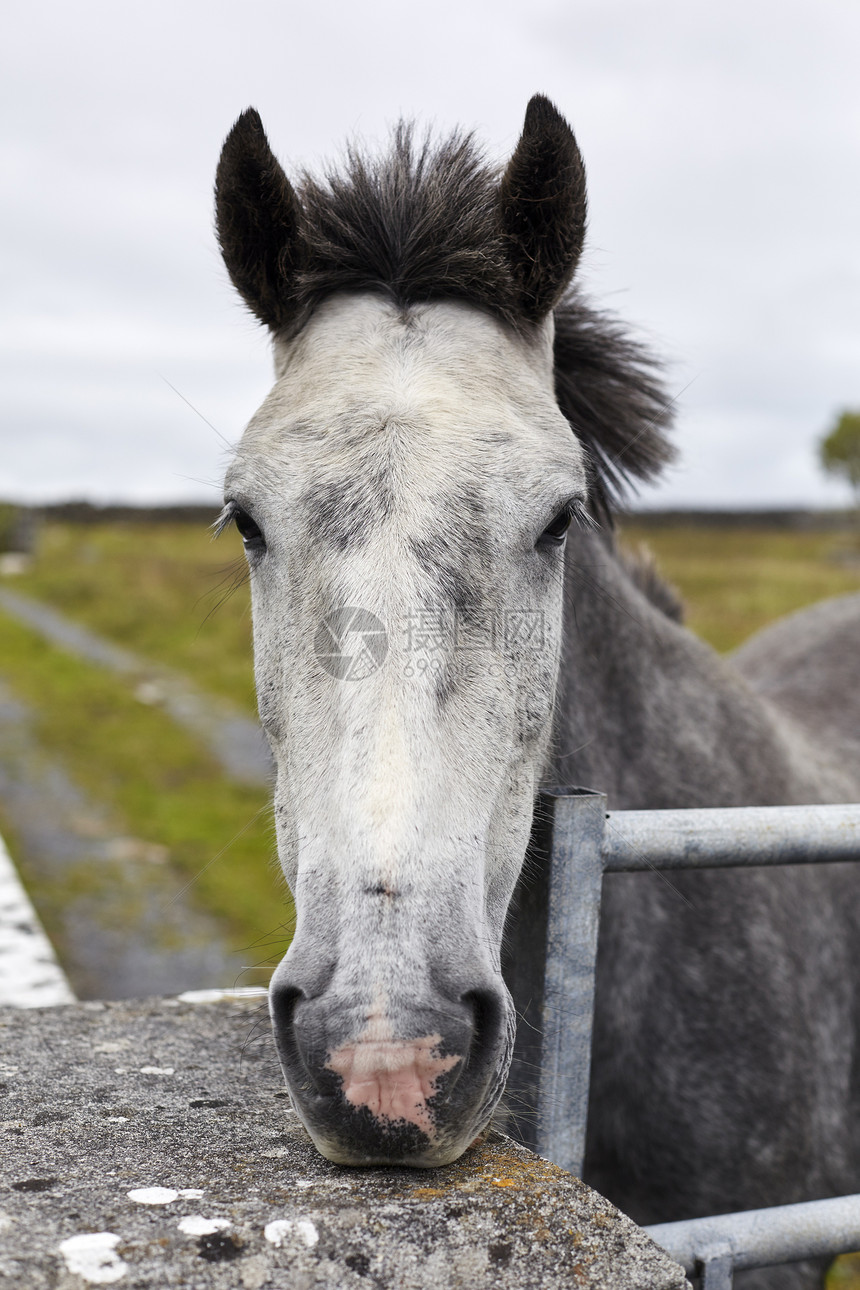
[294,125,514,327]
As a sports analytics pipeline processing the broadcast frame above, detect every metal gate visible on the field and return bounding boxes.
[502,789,860,1287]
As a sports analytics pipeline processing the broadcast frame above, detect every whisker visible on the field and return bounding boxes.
[165,805,271,907]
[171,473,223,492]
[233,923,294,953]
[553,734,597,762]
[194,558,250,634]
[160,374,234,451]
[604,819,695,910]
[568,561,647,632]
[607,376,697,470]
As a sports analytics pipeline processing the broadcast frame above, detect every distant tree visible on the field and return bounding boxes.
[820,410,860,508]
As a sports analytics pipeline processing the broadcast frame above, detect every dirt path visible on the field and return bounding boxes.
[0,586,272,787]
[0,678,249,1000]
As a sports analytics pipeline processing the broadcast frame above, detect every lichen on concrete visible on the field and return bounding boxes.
[0,996,690,1288]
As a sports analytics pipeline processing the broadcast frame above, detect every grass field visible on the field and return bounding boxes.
[0,608,284,960]
[618,521,860,653]
[13,518,258,710]
[0,519,285,964]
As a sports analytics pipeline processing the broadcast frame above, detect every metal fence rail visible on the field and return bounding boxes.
[602,802,860,871]
[501,789,860,1287]
[644,1193,860,1289]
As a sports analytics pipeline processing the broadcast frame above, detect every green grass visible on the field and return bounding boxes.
[12,520,257,710]
[618,524,860,653]
[0,607,288,955]
[828,1253,860,1288]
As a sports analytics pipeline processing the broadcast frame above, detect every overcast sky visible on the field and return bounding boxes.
[2,0,858,509]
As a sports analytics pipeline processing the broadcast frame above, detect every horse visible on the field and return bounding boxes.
[213,97,860,1289]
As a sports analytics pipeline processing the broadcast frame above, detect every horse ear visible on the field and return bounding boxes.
[215,108,305,330]
[499,95,587,322]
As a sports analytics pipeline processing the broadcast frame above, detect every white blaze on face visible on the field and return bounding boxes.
[325,997,461,1137]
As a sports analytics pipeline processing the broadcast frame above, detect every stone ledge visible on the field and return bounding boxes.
[0,831,75,1008]
[0,996,689,1289]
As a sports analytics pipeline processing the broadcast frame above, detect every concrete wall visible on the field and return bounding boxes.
[0,994,690,1289]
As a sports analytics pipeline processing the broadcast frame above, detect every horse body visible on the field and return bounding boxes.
[213,97,860,1286]
[553,535,860,1217]
[551,549,860,1287]
[733,592,860,769]
[558,532,859,812]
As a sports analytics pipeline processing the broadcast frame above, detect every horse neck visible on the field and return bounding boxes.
[550,529,835,809]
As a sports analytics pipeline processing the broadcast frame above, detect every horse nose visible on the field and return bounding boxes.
[270,985,475,1103]
[268,980,512,1165]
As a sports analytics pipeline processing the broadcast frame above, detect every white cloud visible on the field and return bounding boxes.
[1,0,858,505]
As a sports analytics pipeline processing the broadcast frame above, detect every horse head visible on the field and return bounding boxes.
[214,98,657,1166]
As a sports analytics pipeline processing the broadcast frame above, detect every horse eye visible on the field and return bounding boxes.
[234,506,265,550]
[539,505,572,545]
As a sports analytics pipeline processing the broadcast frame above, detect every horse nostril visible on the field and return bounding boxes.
[270,983,302,1030]
[461,987,507,1068]
[269,985,310,1083]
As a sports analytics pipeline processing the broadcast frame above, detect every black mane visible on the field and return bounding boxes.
[552,297,674,522]
[295,126,517,328]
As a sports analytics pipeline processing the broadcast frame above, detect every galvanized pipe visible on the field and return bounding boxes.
[512,793,860,1189]
[534,790,607,1175]
[644,1193,860,1274]
[602,803,860,872]
[697,1249,733,1290]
